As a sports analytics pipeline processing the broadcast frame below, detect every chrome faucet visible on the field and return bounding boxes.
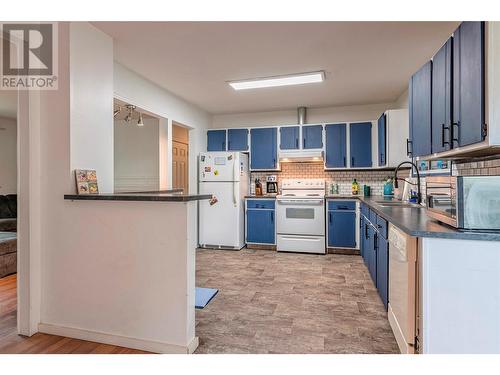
[394,161,421,204]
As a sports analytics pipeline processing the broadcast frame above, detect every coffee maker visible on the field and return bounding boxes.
[266,175,278,195]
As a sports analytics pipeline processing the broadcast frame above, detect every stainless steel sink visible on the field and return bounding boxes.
[374,200,424,209]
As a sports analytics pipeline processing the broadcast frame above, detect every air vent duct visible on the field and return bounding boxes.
[297,107,307,125]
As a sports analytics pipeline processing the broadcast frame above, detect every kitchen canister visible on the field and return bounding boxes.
[363,185,371,196]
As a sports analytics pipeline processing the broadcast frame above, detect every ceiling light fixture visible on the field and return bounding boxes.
[228,71,325,91]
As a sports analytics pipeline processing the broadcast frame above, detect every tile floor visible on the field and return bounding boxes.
[195,248,399,354]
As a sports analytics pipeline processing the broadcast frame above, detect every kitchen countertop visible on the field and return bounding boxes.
[326,194,500,241]
[64,191,212,202]
[245,195,277,199]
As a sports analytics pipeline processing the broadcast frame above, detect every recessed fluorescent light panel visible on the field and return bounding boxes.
[228,71,325,90]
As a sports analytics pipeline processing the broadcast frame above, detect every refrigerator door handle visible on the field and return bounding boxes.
[233,154,238,206]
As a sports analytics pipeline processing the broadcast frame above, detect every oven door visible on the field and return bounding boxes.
[276,198,325,236]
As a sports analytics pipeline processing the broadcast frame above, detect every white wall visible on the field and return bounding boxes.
[211,91,410,129]
[211,102,393,128]
[394,89,409,109]
[70,22,114,193]
[114,63,211,193]
[18,22,209,352]
[114,117,160,192]
[0,117,17,194]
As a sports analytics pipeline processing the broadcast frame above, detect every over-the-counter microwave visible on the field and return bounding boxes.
[426,175,500,230]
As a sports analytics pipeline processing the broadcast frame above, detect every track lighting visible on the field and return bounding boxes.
[137,113,144,127]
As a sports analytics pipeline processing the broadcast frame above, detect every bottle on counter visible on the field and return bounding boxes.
[255,178,263,196]
[351,178,359,195]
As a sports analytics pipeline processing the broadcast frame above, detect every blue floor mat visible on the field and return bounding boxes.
[195,287,218,309]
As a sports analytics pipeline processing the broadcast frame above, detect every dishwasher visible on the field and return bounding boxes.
[387,224,419,354]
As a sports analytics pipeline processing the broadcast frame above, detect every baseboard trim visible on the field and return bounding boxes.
[38,323,199,354]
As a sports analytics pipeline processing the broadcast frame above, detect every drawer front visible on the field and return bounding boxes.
[328,200,356,211]
[369,208,377,225]
[376,215,388,239]
[246,199,275,210]
[277,234,325,254]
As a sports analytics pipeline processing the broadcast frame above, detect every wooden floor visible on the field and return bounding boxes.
[195,248,399,354]
[0,274,149,354]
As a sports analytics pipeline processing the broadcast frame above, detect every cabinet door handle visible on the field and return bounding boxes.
[441,124,450,148]
[351,157,355,167]
[452,122,460,146]
[343,156,346,167]
[228,140,231,150]
[296,138,299,148]
[270,211,274,223]
[303,139,306,148]
[329,212,332,223]
[365,224,369,239]
[406,138,412,157]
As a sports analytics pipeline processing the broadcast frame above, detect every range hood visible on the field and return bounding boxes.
[278,106,324,162]
[279,149,324,163]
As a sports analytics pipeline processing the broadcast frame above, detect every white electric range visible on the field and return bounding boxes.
[276,179,326,254]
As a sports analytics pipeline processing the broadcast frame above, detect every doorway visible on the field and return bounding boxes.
[172,123,189,193]
[0,89,18,342]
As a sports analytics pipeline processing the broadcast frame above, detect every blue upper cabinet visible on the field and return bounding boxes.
[280,126,300,150]
[409,61,432,157]
[432,38,453,153]
[350,122,372,168]
[325,123,346,168]
[302,125,323,149]
[250,128,278,170]
[377,114,387,166]
[207,130,226,151]
[227,128,249,151]
[453,21,485,148]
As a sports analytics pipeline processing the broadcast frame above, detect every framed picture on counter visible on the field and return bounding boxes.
[75,169,99,195]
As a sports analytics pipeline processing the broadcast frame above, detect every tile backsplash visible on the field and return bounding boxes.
[249,156,500,199]
[250,162,396,196]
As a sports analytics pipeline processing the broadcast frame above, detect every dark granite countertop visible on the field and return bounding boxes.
[245,195,277,199]
[64,190,212,202]
[326,194,500,241]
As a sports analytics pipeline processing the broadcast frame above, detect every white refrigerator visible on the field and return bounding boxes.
[198,152,249,250]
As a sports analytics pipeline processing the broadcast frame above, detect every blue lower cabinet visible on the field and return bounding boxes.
[246,202,275,244]
[367,225,377,283]
[376,234,389,310]
[328,210,356,248]
[359,215,365,259]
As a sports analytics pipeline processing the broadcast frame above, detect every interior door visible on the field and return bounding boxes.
[172,141,189,193]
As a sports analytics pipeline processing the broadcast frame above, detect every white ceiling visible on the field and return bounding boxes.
[94,22,459,114]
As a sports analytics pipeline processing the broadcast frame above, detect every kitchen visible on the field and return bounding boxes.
[1,15,500,366]
[196,20,500,354]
